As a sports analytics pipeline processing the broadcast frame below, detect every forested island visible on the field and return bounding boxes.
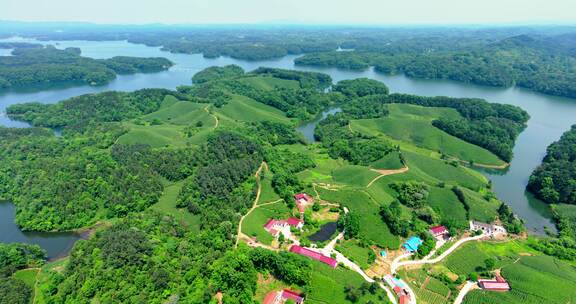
[0,45,172,90]
[294,33,576,99]
[527,126,576,261]
[12,26,576,99]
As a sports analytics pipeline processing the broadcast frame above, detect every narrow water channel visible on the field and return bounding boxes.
[1,37,573,254]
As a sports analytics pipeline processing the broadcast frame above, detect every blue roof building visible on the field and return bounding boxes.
[403,236,423,252]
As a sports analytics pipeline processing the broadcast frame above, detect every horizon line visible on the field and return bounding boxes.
[1,19,576,28]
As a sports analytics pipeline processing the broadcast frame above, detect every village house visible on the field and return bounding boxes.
[263,289,305,304]
[289,245,338,268]
[478,274,511,292]
[386,275,412,304]
[428,225,449,240]
[403,236,423,253]
[470,221,506,236]
[294,193,313,216]
[263,218,304,238]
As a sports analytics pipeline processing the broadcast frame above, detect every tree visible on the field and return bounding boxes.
[484,258,496,271]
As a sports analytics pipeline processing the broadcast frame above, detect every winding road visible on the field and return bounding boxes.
[392,234,485,273]
[454,281,477,304]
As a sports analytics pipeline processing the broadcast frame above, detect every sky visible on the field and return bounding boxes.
[1,0,576,25]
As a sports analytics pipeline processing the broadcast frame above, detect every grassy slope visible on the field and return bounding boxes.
[237,76,300,91]
[370,151,404,170]
[462,188,500,223]
[117,123,188,148]
[331,165,380,187]
[257,172,281,204]
[444,240,539,275]
[464,256,576,304]
[335,240,374,269]
[215,94,291,124]
[151,181,200,232]
[12,268,39,288]
[317,188,400,249]
[428,186,469,229]
[350,104,504,166]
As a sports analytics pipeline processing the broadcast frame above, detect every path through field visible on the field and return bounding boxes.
[235,161,267,248]
[204,105,219,129]
[367,166,410,187]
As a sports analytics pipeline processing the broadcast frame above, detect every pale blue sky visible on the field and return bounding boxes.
[2,0,576,25]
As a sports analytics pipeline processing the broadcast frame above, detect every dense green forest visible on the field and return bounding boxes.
[6,26,576,98]
[524,127,576,261]
[528,125,576,205]
[0,243,46,304]
[0,45,172,90]
[294,34,576,99]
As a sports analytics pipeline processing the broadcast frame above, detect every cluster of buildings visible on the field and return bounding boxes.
[263,289,305,304]
[262,193,312,239]
[263,217,304,238]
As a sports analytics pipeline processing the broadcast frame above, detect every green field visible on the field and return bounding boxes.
[350,104,505,166]
[317,188,400,249]
[444,241,539,276]
[428,186,468,229]
[117,123,188,148]
[463,256,576,304]
[151,181,200,232]
[463,188,500,222]
[258,172,281,204]
[307,262,391,304]
[370,151,404,170]
[237,76,300,91]
[332,165,381,187]
[403,151,487,190]
[215,94,291,124]
[401,269,451,304]
[142,97,210,125]
[241,201,292,245]
[335,240,375,269]
[12,268,39,289]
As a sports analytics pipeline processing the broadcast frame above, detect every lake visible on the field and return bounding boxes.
[1,37,574,254]
[0,202,81,260]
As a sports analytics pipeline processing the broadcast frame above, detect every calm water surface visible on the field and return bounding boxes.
[0,202,80,259]
[308,222,338,242]
[1,38,574,254]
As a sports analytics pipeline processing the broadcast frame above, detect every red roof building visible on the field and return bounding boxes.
[399,295,410,304]
[429,225,449,238]
[478,274,511,291]
[294,193,313,214]
[289,245,337,268]
[294,193,313,203]
[282,289,304,303]
[264,218,304,237]
[263,289,304,304]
